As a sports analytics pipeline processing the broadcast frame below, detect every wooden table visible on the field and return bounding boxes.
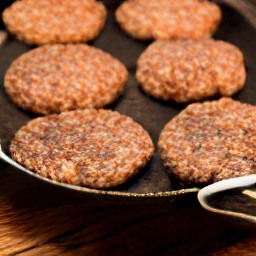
[0,161,256,256]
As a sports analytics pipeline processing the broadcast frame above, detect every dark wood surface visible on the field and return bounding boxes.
[1,160,256,256]
[1,1,256,255]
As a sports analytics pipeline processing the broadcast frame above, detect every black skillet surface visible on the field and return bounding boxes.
[0,0,256,198]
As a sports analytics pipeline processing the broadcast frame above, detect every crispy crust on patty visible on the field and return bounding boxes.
[116,0,221,40]
[2,0,107,45]
[4,44,128,115]
[136,39,246,103]
[10,109,154,189]
[158,98,256,184]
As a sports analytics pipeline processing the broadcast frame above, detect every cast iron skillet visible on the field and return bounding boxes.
[0,0,255,198]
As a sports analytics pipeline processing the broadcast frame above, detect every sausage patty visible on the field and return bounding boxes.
[158,98,256,184]
[136,39,246,103]
[2,0,107,45]
[116,0,221,40]
[11,109,154,189]
[4,44,128,115]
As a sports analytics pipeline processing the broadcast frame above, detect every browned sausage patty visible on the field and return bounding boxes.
[2,0,107,45]
[136,39,246,103]
[4,44,128,115]
[158,98,256,185]
[11,109,154,189]
[115,0,221,40]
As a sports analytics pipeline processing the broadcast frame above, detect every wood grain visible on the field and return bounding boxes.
[0,161,256,256]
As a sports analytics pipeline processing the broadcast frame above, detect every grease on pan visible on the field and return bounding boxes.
[115,0,221,40]
[2,0,107,45]
[10,109,154,189]
[136,39,246,103]
[158,98,256,185]
[0,31,7,46]
[4,44,128,115]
